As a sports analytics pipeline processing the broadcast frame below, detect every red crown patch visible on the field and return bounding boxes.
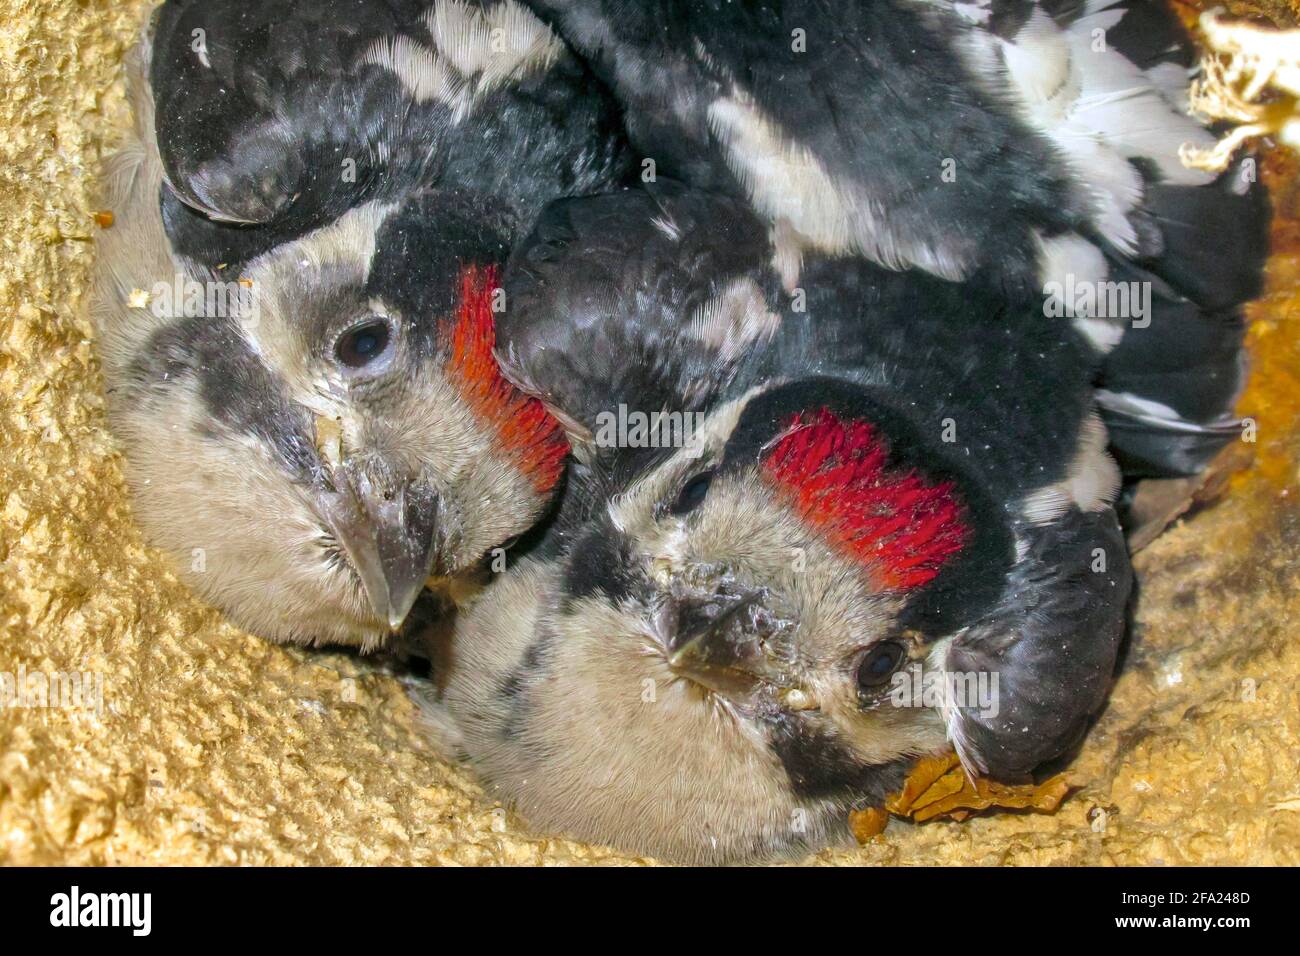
[446,264,568,494]
[761,408,968,590]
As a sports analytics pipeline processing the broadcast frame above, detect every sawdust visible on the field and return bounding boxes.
[0,0,1297,866]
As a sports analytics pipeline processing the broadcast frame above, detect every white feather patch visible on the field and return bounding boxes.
[994,3,1216,256]
[1034,230,1133,352]
[1095,389,1240,433]
[928,633,987,778]
[1019,413,1121,525]
[706,89,970,281]
[1036,230,1106,298]
[683,276,782,364]
[238,201,398,418]
[362,0,563,122]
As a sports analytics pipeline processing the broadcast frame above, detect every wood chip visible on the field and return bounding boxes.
[847,806,890,843]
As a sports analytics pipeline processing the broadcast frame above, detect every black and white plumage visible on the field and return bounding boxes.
[92,1,628,648]
[418,185,1133,863]
[524,0,1270,477]
[152,0,629,268]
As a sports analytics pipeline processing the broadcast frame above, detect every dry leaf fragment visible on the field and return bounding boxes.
[850,752,1072,845]
[910,774,1071,824]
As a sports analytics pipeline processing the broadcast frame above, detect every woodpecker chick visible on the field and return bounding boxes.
[526,0,1270,476]
[93,1,626,647]
[421,187,1132,863]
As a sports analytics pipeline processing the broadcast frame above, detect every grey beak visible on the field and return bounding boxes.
[665,586,777,698]
[319,474,441,631]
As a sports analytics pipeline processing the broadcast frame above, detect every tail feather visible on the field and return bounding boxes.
[1139,167,1271,312]
[1012,0,1271,478]
[1096,156,1268,476]
[1095,251,1258,479]
[1098,388,1243,477]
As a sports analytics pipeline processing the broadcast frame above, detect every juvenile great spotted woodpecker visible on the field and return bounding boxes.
[417,184,1133,863]
[93,0,628,647]
[524,0,1270,476]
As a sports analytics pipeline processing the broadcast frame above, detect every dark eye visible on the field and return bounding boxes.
[856,641,906,691]
[671,469,715,516]
[335,319,392,369]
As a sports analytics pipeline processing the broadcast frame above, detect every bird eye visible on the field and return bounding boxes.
[671,469,715,516]
[856,641,906,692]
[335,318,393,370]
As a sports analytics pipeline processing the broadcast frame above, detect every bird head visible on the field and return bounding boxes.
[472,379,1016,862]
[111,191,567,649]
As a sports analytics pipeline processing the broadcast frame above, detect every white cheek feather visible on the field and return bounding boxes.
[238,201,395,417]
[603,387,773,541]
[656,525,690,573]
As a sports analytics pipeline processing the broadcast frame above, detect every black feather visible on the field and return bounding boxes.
[151,0,631,269]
